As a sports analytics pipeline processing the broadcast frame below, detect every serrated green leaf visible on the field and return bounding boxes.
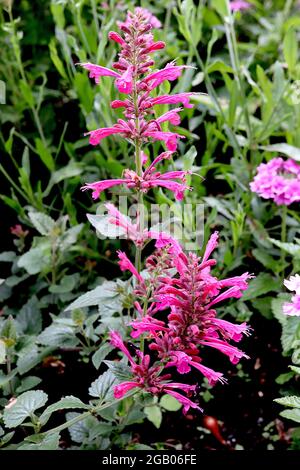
[242,274,280,301]
[40,396,89,425]
[88,370,117,401]
[269,238,300,257]
[65,280,119,311]
[275,372,294,384]
[144,405,162,429]
[274,395,300,408]
[17,241,51,275]
[104,360,133,381]
[0,339,6,364]
[18,432,60,450]
[160,394,182,411]
[92,343,113,370]
[16,296,42,335]
[0,252,16,262]
[3,390,48,428]
[38,322,79,348]
[28,211,55,236]
[290,365,300,374]
[261,143,300,162]
[16,376,42,394]
[280,409,300,423]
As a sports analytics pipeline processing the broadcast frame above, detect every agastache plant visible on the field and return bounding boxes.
[81,8,251,413]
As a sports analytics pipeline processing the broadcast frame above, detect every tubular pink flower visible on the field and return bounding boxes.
[200,338,249,364]
[117,250,144,283]
[114,381,140,398]
[115,66,134,94]
[163,389,202,414]
[207,286,245,307]
[109,330,136,366]
[78,63,119,84]
[108,31,126,46]
[201,231,219,264]
[210,318,250,342]
[84,125,126,146]
[82,179,127,199]
[156,108,182,125]
[143,64,192,90]
[147,179,190,200]
[144,41,166,53]
[150,93,195,108]
[144,130,184,152]
[130,317,168,338]
[217,272,252,290]
[190,361,227,386]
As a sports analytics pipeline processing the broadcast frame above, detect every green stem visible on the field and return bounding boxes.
[42,393,136,437]
[224,9,252,145]
[192,46,243,158]
[6,353,14,396]
[280,205,287,275]
[8,6,47,146]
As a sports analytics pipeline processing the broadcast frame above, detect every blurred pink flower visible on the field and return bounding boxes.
[283,274,300,316]
[250,157,300,205]
[230,1,251,11]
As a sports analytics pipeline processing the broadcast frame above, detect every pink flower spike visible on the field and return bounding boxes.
[117,250,144,283]
[79,63,119,84]
[114,381,139,399]
[109,330,136,366]
[81,179,127,199]
[151,93,195,109]
[115,66,134,94]
[127,7,162,29]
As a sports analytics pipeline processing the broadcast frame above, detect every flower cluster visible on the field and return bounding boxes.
[81,7,251,414]
[250,157,300,206]
[109,228,251,412]
[283,274,300,316]
[80,7,194,201]
[82,151,191,201]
